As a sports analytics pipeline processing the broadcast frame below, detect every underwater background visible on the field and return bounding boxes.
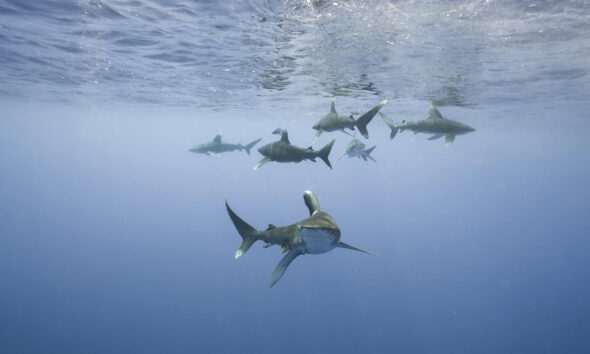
[1,0,590,353]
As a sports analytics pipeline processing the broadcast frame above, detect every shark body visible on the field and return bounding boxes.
[189,134,262,157]
[380,106,475,146]
[255,129,335,170]
[312,100,387,144]
[339,139,376,162]
[226,191,376,287]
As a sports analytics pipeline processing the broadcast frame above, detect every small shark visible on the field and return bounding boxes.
[339,139,376,162]
[312,100,387,144]
[255,129,335,170]
[379,106,475,146]
[189,134,262,157]
[226,190,377,287]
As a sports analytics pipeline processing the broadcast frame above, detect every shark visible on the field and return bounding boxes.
[189,134,262,157]
[379,106,475,146]
[339,138,377,162]
[254,129,335,170]
[312,100,387,144]
[226,190,377,287]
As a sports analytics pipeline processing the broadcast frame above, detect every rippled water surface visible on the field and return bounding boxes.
[1,0,589,108]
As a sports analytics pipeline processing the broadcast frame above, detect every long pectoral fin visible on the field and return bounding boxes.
[428,133,444,140]
[445,133,455,146]
[207,151,221,157]
[254,157,271,170]
[270,246,304,287]
[311,130,323,145]
[337,241,378,256]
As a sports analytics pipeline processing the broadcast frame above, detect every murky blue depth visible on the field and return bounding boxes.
[1,1,590,353]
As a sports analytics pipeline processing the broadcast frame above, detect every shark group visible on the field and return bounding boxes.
[188,101,476,286]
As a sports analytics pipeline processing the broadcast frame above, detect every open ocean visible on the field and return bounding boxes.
[1,1,590,353]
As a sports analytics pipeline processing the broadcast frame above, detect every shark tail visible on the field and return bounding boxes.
[243,138,262,155]
[225,201,258,259]
[317,138,335,169]
[355,100,387,139]
[378,112,399,140]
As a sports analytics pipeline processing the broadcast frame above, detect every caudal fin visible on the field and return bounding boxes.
[317,138,335,169]
[355,100,387,139]
[378,112,399,139]
[243,138,262,155]
[225,201,258,258]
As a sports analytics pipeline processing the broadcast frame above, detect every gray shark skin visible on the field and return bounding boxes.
[226,191,376,287]
[339,139,376,162]
[379,106,475,146]
[189,134,262,157]
[254,129,335,170]
[312,100,387,144]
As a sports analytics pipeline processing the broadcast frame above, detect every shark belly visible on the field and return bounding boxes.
[300,227,338,254]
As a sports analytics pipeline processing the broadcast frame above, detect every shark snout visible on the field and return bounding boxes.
[258,145,269,155]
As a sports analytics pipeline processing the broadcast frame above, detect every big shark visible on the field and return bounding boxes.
[339,139,376,162]
[189,134,262,157]
[255,129,335,170]
[379,106,475,146]
[312,100,387,144]
[226,190,376,287]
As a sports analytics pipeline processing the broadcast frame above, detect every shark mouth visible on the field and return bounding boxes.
[300,227,338,254]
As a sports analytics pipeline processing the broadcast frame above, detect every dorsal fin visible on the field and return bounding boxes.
[428,106,444,119]
[306,146,313,151]
[266,224,276,230]
[303,190,320,216]
[330,101,336,113]
[280,131,290,144]
[213,134,222,143]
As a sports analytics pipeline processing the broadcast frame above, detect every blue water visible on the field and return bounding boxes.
[1,1,590,353]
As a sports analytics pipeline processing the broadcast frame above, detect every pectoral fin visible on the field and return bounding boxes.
[207,151,221,157]
[312,130,323,145]
[428,134,444,141]
[337,241,378,256]
[445,134,455,146]
[270,246,304,287]
[254,157,271,170]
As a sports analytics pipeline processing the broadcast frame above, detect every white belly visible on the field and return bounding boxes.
[300,227,337,254]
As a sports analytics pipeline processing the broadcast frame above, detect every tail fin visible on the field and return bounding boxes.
[317,139,335,169]
[355,100,387,139]
[225,201,258,258]
[364,145,377,162]
[378,112,399,139]
[243,138,262,155]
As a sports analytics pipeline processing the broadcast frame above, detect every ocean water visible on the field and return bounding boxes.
[1,0,590,353]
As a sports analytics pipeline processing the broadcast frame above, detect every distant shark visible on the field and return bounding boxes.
[189,134,262,157]
[312,100,387,144]
[339,139,376,162]
[255,129,335,170]
[379,106,475,146]
[226,190,377,287]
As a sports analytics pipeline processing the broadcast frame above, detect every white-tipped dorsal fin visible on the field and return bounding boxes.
[280,130,290,144]
[429,106,444,119]
[213,134,222,143]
